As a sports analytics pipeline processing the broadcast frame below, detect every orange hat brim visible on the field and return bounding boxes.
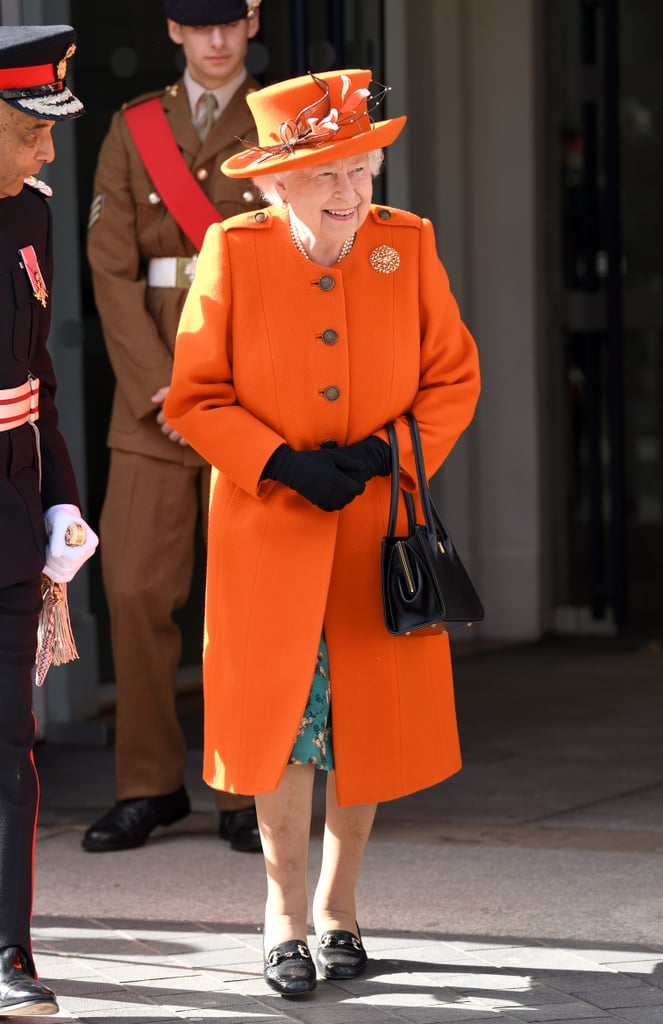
[222,114,407,179]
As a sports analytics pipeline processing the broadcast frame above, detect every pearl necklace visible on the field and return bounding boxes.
[289,218,355,264]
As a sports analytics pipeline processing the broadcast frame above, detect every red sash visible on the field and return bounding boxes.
[123,97,221,250]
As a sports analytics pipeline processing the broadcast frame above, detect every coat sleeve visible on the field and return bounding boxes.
[393,217,480,486]
[32,202,79,510]
[87,110,174,421]
[164,223,284,493]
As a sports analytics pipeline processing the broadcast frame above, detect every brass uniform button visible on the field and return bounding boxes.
[378,208,391,219]
[196,168,208,181]
[318,275,335,291]
[254,211,267,222]
[323,386,340,402]
[321,329,338,345]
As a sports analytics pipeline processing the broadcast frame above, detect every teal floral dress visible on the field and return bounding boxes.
[289,633,334,770]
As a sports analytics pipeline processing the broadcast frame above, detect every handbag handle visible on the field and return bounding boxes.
[405,413,442,556]
[385,420,423,539]
[386,421,401,537]
[386,414,457,560]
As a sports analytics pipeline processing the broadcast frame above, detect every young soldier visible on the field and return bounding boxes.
[84,0,264,854]
[0,24,97,1014]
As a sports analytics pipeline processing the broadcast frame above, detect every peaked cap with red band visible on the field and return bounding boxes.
[0,24,83,120]
[222,68,406,178]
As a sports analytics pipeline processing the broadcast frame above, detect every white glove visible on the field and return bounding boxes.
[43,503,99,583]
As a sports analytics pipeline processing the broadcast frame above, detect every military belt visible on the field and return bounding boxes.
[146,255,198,289]
[0,377,39,431]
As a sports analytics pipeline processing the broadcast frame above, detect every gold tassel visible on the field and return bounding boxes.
[34,575,79,687]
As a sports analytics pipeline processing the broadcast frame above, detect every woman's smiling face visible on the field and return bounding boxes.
[275,154,374,248]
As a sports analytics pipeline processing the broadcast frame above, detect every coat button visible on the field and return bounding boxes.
[196,167,208,181]
[148,192,161,205]
[320,439,338,448]
[378,208,391,219]
[242,190,255,203]
[254,211,267,222]
[321,329,338,345]
[318,274,335,291]
[323,386,340,402]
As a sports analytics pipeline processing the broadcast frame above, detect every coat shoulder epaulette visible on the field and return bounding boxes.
[370,205,422,229]
[23,176,53,199]
[223,208,273,233]
[120,84,175,113]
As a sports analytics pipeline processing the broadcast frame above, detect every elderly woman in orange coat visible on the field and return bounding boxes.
[164,68,480,999]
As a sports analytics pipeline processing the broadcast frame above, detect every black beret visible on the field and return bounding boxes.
[164,0,252,25]
[0,25,83,120]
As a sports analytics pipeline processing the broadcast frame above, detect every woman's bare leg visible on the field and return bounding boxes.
[255,763,316,951]
[312,771,377,936]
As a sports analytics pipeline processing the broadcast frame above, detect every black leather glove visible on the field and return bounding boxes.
[261,445,366,511]
[338,436,392,483]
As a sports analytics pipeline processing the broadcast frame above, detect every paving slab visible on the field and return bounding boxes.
[28,637,663,1022]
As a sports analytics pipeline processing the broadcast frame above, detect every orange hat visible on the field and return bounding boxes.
[222,68,406,178]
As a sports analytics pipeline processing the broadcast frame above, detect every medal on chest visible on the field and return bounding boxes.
[18,245,48,308]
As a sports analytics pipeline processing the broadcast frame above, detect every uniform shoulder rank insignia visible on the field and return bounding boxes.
[18,245,48,308]
[23,175,53,197]
[88,193,104,230]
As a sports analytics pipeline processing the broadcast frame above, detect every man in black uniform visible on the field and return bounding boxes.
[0,24,97,1015]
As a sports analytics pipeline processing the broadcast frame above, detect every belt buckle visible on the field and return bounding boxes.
[176,254,198,288]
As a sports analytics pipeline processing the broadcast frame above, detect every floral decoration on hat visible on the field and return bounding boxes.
[222,68,406,178]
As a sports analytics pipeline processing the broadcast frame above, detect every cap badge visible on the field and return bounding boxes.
[57,42,76,81]
[369,245,400,274]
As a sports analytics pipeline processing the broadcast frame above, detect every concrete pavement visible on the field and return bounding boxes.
[30,635,663,1022]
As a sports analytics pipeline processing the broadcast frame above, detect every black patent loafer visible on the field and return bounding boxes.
[0,946,58,1016]
[218,806,262,852]
[81,786,191,852]
[315,928,368,979]
[264,940,316,997]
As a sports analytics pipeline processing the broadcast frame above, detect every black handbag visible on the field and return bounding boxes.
[381,413,484,635]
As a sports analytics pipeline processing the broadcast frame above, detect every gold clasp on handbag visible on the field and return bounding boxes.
[396,541,415,595]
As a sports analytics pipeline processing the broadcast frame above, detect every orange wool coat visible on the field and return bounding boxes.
[164,203,480,806]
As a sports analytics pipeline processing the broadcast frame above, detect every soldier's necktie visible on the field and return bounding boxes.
[196,92,218,142]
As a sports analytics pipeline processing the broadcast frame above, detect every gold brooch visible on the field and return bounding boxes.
[369,245,400,274]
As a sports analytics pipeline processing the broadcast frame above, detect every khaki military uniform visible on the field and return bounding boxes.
[87,76,263,802]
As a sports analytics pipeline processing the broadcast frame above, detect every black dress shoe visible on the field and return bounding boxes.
[315,927,368,979]
[264,940,316,997]
[0,946,58,1016]
[81,786,191,852]
[218,806,262,852]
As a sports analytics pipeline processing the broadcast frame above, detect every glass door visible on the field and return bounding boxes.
[547,0,663,631]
